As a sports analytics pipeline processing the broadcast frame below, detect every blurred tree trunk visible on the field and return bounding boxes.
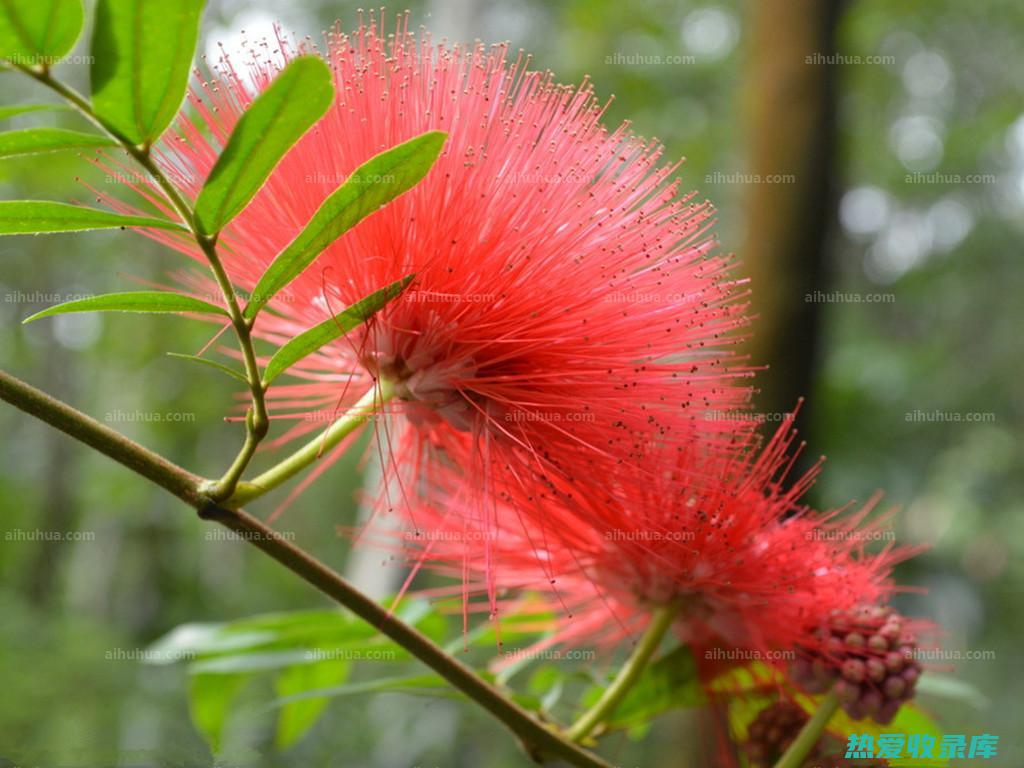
[743,0,843,433]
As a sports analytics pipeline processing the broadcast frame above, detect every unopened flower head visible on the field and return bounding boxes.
[789,603,928,724]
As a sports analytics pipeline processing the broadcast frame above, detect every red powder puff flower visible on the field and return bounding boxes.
[378,416,911,659]
[102,13,756,516]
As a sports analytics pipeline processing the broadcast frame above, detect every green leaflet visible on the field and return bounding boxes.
[261,276,413,385]
[193,56,334,236]
[0,127,116,157]
[90,0,205,145]
[244,131,446,319]
[0,104,69,120]
[23,290,226,323]
[166,353,248,383]
[0,0,84,65]
[0,200,183,234]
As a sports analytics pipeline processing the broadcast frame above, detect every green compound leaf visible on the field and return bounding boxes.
[150,603,447,752]
[187,672,246,755]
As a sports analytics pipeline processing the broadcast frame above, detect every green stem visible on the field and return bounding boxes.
[772,692,840,768]
[565,602,679,743]
[0,368,611,768]
[15,65,269,501]
[226,379,395,507]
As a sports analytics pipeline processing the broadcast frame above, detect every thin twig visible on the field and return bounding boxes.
[566,601,679,743]
[772,691,840,768]
[226,379,394,507]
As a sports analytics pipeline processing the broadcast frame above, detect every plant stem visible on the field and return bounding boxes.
[0,368,611,768]
[772,692,840,768]
[565,601,679,743]
[15,65,269,501]
[225,379,395,507]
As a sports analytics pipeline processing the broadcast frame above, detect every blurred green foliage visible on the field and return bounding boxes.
[1,0,1020,766]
